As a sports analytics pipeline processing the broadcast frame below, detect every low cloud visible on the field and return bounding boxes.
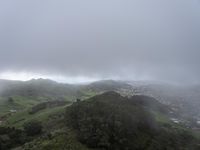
[0,0,200,84]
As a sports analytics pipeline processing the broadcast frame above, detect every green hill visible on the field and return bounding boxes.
[2,91,197,150]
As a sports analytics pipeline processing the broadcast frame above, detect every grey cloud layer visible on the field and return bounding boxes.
[0,0,200,83]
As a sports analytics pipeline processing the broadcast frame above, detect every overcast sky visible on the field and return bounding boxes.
[0,0,200,84]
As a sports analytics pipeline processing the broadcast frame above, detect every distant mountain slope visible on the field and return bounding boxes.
[0,79,134,116]
[0,79,133,101]
[85,80,132,91]
[1,78,200,128]
[0,79,79,98]
[0,79,79,115]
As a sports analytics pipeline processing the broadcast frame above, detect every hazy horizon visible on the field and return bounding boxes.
[0,0,200,84]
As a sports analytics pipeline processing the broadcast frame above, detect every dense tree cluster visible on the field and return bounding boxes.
[23,120,43,136]
[0,127,26,150]
[29,101,67,114]
[0,120,43,150]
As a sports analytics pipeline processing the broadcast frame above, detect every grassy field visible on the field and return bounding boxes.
[1,104,70,128]
[0,96,40,116]
[0,90,97,130]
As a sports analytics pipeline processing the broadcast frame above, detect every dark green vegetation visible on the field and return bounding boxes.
[0,79,200,149]
[0,120,43,150]
[23,120,42,136]
[29,101,68,114]
[0,127,27,150]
